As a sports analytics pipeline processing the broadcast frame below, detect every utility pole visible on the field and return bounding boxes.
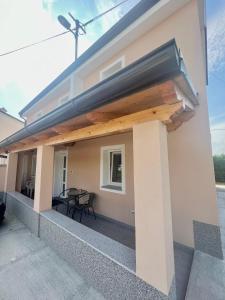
[58,14,85,61]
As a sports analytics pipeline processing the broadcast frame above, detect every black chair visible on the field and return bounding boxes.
[52,188,79,215]
[72,192,96,223]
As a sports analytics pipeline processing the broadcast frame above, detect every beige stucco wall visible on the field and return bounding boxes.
[67,132,135,226]
[25,79,70,124]
[15,151,35,192]
[0,165,6,191]
[83,0,218,247]
[0,112,24,142]
[0,112,23,191]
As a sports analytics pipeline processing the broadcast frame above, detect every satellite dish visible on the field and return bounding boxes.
[58,15,71,30]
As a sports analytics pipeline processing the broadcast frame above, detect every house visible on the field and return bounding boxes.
[0,108,24,192]
[0,0,222,299]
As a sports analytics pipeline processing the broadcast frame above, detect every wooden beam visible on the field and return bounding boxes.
[7,102,187,153]
[45,103,183,147]
[51,125,76,134]
[167,110,195,132]
[86,112,122,124]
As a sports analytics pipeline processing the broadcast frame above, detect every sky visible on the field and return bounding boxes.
[0,0,224,155]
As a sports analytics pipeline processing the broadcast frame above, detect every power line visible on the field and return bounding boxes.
[0,31,69,57]
[0,0,130,58]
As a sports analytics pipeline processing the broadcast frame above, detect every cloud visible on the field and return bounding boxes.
[0,0,141,118]
[208,7,225,73]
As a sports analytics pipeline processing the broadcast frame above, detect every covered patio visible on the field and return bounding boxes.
[1,40,198,299]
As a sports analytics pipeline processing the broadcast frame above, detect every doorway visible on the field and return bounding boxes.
[53,150,68,197]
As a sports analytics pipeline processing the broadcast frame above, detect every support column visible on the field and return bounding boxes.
[133,120,174,295]
[34,145,54,212]
[4,152,18,192]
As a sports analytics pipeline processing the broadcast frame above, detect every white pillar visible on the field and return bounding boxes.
[4,152,18,192]
[34,145,54,212]
[133,120,174,295]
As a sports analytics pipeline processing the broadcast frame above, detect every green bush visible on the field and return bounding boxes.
[213,154,225,183]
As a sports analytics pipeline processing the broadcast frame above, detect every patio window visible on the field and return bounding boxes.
[100,145,125,194]
[100,57,125,81]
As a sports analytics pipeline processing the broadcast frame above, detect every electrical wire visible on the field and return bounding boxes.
[0,30,69,57]
[0,0,130,57]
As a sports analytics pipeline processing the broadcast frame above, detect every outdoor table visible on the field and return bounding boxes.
[58,189,87,216]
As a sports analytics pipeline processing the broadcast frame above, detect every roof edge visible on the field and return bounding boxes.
[19,0,160,116]
[0,40,197,150]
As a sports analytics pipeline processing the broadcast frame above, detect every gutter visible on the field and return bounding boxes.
[0,40,197,150]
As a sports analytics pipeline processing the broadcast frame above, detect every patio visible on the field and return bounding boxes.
[54,202,193,300]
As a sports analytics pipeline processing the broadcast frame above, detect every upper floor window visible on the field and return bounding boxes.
[58,95,69,107]
[100,144,125,194]
[100,57,125,81]
[35,111,43,121]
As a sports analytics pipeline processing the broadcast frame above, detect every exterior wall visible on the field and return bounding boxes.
[67,132,135,226]
[0,111,24,141]
[15,151,35,192]
[25,79,70,124]
[83,0,218,248]
[0,112,23,191]
[0,165,6,191]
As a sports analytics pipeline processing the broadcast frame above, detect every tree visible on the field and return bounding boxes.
[213,154,225,183]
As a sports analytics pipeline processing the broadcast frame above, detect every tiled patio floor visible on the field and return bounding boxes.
[56,204,193,300]
[56,204,136,249]
[0,214,105,300]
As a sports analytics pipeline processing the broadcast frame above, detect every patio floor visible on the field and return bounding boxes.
[56,204,193,300]
[56,204,136,249]
[0,214,105,300]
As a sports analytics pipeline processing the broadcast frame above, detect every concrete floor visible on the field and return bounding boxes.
[217,189,225,257]
[0,214,105,300]
[185,190,225,300]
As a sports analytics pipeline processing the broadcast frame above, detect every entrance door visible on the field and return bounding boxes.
[53,151,68,197]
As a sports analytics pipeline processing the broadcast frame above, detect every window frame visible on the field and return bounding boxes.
[100,144,126,194]
[57,94,70,107]
[100,57,125,81]
[35,110,43,121]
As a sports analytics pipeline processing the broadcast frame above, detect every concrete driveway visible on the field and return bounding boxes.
[0,214,104,300]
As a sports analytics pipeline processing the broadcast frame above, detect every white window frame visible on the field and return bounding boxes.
[57,94,70,107]
[100,144,125,194]
[100,56,125,81]
[35,110,43,121]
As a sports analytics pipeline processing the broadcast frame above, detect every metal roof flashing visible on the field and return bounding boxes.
[0,40,197,151]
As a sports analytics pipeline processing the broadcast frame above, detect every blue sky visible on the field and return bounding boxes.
[0,0,224,154]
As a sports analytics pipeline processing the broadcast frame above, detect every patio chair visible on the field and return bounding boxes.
[72,192,96,223]
[52,188,79,215]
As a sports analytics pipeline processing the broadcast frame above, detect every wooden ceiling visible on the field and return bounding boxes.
[2,79,197,153]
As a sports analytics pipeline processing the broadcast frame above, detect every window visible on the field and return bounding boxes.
[35,111,43,120]
[58,95,69,107]
[100,145,125,194]
[100,57,125,81]
[0,155,7,165]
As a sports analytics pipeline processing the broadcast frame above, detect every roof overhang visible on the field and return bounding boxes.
[19,0,193,116]
[0,40,198,153]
